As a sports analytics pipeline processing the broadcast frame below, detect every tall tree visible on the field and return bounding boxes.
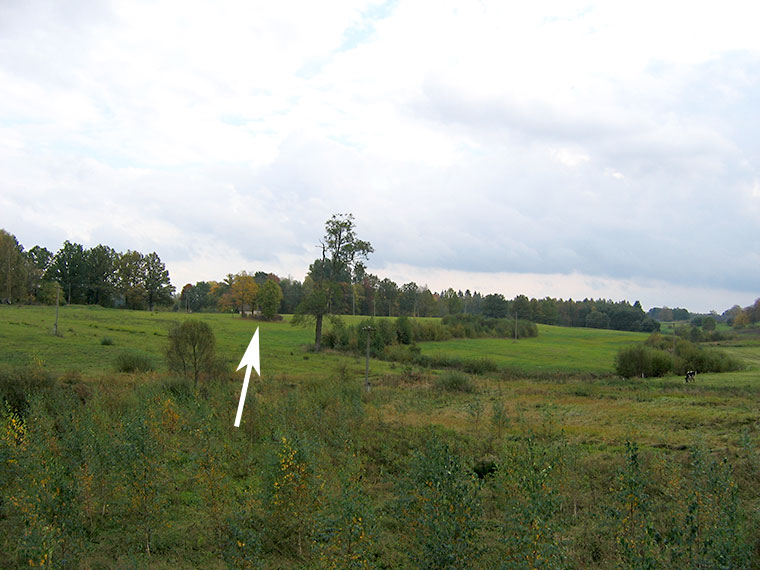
[378,278,399,317]
[117,250,147,309]
[48,240,87,304]
[259,278,283,320]
[417,286,437,317]
[278,277,303,314]
[85,245,117,306]
[361,273,380,316]
[440,288,463,316]
[219,272,258,314]
[25,245,53,303]
[512,294,532,320]
[482,293,508,318]
[0,230,28,303]
[180,282,214,313]
[294,213,373,351]
[399,281,420,316]
[142,252,175,311]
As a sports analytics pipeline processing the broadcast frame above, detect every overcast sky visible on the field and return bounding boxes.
[2,0,759,313]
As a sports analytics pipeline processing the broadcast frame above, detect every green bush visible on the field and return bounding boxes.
[166,319,217,387]
[0,366,56,416]
[397,438,481,568]
[615,345,670,378]
[114,351,155,373]
[460,357,497,375]
[616,338,743,378]
[100,336,114,346]
[396,315,414,344]
[434,371,475,393]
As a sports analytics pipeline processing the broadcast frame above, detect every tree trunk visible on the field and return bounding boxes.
[314,313,323,351]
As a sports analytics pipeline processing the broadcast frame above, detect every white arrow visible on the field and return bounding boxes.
[234,327,260,427]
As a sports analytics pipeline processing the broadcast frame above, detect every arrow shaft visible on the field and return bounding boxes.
[234,365,253,427]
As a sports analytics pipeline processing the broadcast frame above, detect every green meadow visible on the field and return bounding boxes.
[2,304,760,568]
[418,324,650,374]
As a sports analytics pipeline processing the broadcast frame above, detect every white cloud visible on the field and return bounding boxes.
[2,0,760,312]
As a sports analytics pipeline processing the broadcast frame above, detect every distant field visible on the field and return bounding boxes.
[418,324,650,374]
[0,304,390,378]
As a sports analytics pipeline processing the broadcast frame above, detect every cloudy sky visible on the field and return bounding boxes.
[2,0,759,313]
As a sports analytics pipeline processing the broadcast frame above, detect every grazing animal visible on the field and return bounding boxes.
[684,370,697,383]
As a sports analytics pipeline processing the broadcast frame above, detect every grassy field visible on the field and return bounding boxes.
[2,304,759,451]
[418,324,650,374]
[0,304,396,379]
[2,304,760,568]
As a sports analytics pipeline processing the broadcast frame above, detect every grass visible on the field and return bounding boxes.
[0,305,397,380]
[417,324,649,374]
[2,306,758,452]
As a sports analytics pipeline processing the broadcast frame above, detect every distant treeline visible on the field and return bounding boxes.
[648,301,760,332]
[3,228,755,334]
[0,230,174,310]
[149,277,663,333]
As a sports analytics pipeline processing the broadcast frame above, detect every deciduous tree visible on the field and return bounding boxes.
[117,250,147,309]
[294,214,372,350]
[48,240,87,304]
[85,244,118,306]
[482,293,508,318]
[220,272,258,314]
[142,252,175,311]
[0,229,28,304]
[259,278,283,320]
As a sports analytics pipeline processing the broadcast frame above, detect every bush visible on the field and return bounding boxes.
[673,339,743,374]
[0,366,56,416]
[616,338,743,378]
[114,351,155,373]
[460,357,497,375]
[397,438,481,568]
[166,320,217,387]
[615,345,670,378]
[396,316,414,344]
[100,336,114,346]
[434,371,475,393]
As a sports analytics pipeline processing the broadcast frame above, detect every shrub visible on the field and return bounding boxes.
[397,438,481,568]
[460,357,497,375]
[616,339,743,378]
[673,339,743,374]
[0,366,55,416]
[166,320,217,387]
[615,344,670,378]
[396,315,414,344]
[100,337,114,346]
[114,351,155,373]
[434,371,475,393]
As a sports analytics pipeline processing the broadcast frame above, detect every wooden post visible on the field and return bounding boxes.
[54,286,60,336]
[363,325,373,393]
[514,311,518,343]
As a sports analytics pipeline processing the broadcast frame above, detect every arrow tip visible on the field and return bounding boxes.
[237,327,260,376]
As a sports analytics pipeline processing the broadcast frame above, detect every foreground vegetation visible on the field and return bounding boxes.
[1,305,760,568]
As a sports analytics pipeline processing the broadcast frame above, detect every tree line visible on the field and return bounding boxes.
[6,224,755,338]
[0,229,174,310]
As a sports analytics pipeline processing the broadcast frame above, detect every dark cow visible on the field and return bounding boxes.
[684,370,697,383]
